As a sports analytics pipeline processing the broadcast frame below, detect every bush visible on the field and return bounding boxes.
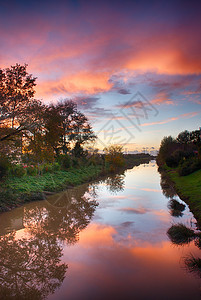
[10,164,26,177]
[71,157,80,167]
[62,155,72,169]
[178,158,201,176]
[52,162,61,171]
[0,156,10,180]
[26,165,37,176]
[104,145,125,172]
[57,154,72,169]
[165,155,179,168]
[165,149,195,168]
[42,163,53,173]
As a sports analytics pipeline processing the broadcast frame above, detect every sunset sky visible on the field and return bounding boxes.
[1,0,201,151]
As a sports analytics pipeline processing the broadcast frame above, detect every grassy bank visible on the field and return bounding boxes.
[164,167,201,226]
[0,154,154,213]
[0,165,104,212]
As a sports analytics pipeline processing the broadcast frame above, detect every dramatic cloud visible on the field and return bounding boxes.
[1,0,201,149]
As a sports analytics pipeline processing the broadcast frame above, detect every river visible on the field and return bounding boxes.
[0,161,201,299]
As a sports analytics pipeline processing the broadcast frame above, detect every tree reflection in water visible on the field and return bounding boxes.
[162,167,201,280]
[0,183,98,299]
[167,222,201,279]
[183,254,201,278]
[160,172,177,199]
[0,231,67,299]
[24,184,98,244]
[167,199,186,217]
[105,173,125,194]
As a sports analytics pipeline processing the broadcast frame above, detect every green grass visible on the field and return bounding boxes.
[0,155,154,213]
[167,168,201,225]
[0,165,103,212]
[6,165,102,192]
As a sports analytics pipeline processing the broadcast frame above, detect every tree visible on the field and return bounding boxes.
[104,145,125,172]
[0,64,43,146]
[42,104,64,156]
[55,100,96,155]
[177,130,191,144]
[69,111,96,145]
[190,130,201,146]
[157,136,178,165]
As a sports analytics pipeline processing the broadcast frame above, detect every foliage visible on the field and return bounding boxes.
[157,128,201,178]
[178,157,201,176]
[157,136,178,165]
[0,64,97,168]
[57,154,72,169]
[71,142,86,158]
[167,168,201,225]
[165,155,179,168]
[104,145,125,172]
[0,64,43,143]
[0,155,10,180]
[9,164,26,177]
[26,165,37,176]
[177,130,191,144]
[52,100,97,154]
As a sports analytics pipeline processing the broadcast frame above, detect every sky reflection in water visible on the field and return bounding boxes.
[0,162,201,299]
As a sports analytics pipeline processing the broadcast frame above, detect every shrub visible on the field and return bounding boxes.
[42,163,53,173]
[26,165,37,176]
[165,155,179,168]
[62,155,72,169]
[57,154,72,169]
[52,162,61,171]
[165,149,195,168]
[178,158,201,176]
[10,164,26,177]
[0,156,10,180]
[71,157,80,167]
[104,145,125,172]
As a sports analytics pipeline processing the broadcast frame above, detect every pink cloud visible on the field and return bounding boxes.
[141,111,199,126]
[1,1,201,100]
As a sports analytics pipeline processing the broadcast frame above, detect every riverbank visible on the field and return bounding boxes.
[0,165,104,212]
[160,166,201,227]
[0,154,154,212]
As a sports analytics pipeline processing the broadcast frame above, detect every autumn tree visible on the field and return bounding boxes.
[0,64,39,142]
[104,145,125,172]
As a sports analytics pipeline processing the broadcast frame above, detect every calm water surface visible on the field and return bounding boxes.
[0,161,201,299]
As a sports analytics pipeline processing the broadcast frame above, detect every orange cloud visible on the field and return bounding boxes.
[79,223,116,247]
[36,71,112,99]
